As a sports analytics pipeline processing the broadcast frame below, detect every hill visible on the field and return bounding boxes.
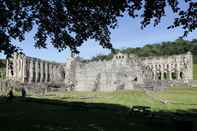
[92,39,197,63]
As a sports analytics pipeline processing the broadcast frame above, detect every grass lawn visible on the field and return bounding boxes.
[193,64,197,80]
[1,87,197,131]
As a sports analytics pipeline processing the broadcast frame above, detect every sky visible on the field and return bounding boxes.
[0,3,197,63]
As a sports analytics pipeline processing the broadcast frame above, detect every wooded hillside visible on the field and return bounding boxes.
[92,39,197,64]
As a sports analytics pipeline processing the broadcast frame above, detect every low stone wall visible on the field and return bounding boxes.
[136,80,172,91]
[0,80,66,96]
[0,80,21,96]
[24,82,66,96]
[135,80,197,91]
[1,79,197,96]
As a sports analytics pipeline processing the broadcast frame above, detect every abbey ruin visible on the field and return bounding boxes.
[5,52,193,92]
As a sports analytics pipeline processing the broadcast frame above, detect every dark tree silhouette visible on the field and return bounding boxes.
[0,0,196,57]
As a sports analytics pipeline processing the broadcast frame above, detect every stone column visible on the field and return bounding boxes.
[153,65,157,80]
[6,60,9,79]
[16,55,20,80]
[35,60,38,83]
[13,54,17,80]
[160,64,164,80]
[51,65,54,82]
[49,64,52,82]
[40,61,43,83]
[45,62,48,82]
[169,64,172,80]
[22,56,26,83]
[176,63,180,80]
[28,59,33,83]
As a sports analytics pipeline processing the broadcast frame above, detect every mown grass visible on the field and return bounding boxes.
[193,64,197,80]
[39,87,197,111]
[1,87,197,131]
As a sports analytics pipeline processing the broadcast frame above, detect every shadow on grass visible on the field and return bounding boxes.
[0,96,196,131]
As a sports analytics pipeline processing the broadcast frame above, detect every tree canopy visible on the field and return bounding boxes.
[91,39,197,63]
[0,0,196,57]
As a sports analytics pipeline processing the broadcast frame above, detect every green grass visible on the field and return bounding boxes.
[40,87,197,111]
[193,64,197,80]
[1,87,197,131]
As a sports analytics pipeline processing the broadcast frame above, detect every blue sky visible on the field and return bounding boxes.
[0,3,197,63]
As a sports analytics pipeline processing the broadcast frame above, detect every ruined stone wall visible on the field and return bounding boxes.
[65,53,148,91]
[6,53,65,84]
[5,52,193,92]
[64,52,193,91]
[142,52,193,81]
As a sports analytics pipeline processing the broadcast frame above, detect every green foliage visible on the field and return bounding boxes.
[122,39,197,57]
[0,0,196,57]
[92,39,197,60]
[91,54,114,61]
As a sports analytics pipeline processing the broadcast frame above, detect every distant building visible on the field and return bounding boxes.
[6,52,193,91]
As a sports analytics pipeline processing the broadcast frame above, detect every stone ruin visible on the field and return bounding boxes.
[4,52,193,92]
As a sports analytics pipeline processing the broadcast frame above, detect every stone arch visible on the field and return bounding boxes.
[151,71,154,80]
[164,72,168,80]
[167,64,169,69]
[180,72,184,79]
[38,72,41,82]
[171,72,177,80]
[134,77,138,81]
[157,71,161,80]
[43,73,45,82]
[60,70,65,80]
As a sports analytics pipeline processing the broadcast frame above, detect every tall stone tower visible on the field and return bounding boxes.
[64,53,78,90]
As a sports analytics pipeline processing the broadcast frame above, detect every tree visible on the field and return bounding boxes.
[0,0,196,57]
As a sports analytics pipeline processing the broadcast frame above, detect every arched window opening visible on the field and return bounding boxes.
[171,72,177,80]
[33,72,36,82]
[152,72,155,80]
[134,77,138,81]
[38,73,41,82]
[180,72,184,79]
[43,73,45,82]
[158,72,161,80]
[164,72,167,80]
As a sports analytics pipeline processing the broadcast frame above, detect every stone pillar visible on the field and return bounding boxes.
[16,55,21,81]
[45,62,48,82]
[35,60,38,83]
[22,56,26,83]
[49,64,52,82]
[153,65,157,80]
[28,59,33,83]
[6,60,9,79]
[169,64,172,80]
[40,61,43,83]
[13,54,17,80]
[161,64,164,80]
[176,63,180,80]
[52,65,55,81]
